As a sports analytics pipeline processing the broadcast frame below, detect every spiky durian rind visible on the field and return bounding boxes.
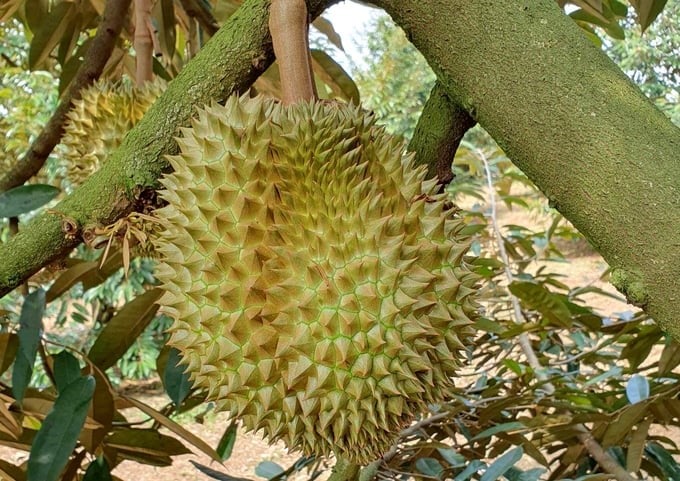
[60,78,166,186]
[154,94,479,464]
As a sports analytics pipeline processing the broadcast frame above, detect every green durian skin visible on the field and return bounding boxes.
[154,94,479,464]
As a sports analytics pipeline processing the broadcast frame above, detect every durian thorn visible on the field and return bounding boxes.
[269,0,317,104]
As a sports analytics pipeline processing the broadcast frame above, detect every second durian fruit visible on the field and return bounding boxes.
[154,94,479,464]
[60,78,166,186]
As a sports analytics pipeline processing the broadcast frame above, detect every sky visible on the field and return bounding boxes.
[316,1,383,70]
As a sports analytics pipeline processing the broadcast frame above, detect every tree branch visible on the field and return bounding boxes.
[0,0,339,298]
[408,81,476,188]
[0,0,133,192]
[372,0,680,339]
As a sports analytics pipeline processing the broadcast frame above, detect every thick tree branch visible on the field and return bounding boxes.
[0,0,338,298]
[0,0,132,192]
[408,81,476,188]
[373,0,680,339]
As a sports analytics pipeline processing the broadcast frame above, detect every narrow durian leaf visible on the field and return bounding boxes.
[122,396,221,462]
[27,376,95,481]
[0,185,59,218]
[87,288,162,371]
[28,2,77,70]
[12,289,46,404]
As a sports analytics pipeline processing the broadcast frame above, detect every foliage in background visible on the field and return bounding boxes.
[0,20,59,184]
[0,1,678,480]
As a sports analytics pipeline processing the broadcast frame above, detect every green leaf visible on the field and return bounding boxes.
[480,447,523,481]
[437,447,466,467]
[122,395,221,462]
[509,281,573,327]
[53,350,81,392]
[626,374,649,404]
[45,260,99,302]
[626,416,652,472]
[645,442,680,479]
[189,461,247,481]
[88,289,161,371]
[105,428,191,457]
[82,457,112,481]
[416,458,444,479]
[27,376,95,481]
[0,185,59,218]
[472,422,526,441]
[630,0,668,32]
[255,461,284,480]
[310,49,360,103]
[28,2,77,70]
[312,17,344,51]
[454,460,485,481]
[217,420,238,461]
[153,0,176,60]
[0,333,19,376]
[12,289,46,404]
[163,347,191,409]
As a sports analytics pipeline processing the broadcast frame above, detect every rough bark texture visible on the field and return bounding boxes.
[0,0,338,297]
[0,0,133,192]
[408,81,476,187]
[375,0,680,338]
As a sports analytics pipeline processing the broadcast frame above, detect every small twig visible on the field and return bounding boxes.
[0,0,133,192]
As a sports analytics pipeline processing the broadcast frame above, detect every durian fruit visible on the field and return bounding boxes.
[60,78,166,186]
[154,94,479,464]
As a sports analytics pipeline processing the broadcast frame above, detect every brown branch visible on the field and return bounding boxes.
[134,0,155,84]
[0,0,132,193]
[179,0,219,36]
[577,430,639,481]
[408,81,476,188]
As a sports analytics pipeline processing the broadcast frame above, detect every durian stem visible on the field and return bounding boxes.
[269,0,317,104]
[328,457,361,481]
[134,0,155,85]
[0,0,133,193]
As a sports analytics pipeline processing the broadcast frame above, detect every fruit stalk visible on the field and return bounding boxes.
[269,0,317,104]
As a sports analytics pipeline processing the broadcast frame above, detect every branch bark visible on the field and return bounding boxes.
[373,0,680,339]
[408,81,476,187]
[0,0,338,297]
[0,0,132,192]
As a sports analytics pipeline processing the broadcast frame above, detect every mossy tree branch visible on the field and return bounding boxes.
[408,81,476,188]
[0,0,338,297]
[373,0,680,339]
[0,0,133,192]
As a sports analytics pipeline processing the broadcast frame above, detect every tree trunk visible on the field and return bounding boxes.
[373,0,680,338]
